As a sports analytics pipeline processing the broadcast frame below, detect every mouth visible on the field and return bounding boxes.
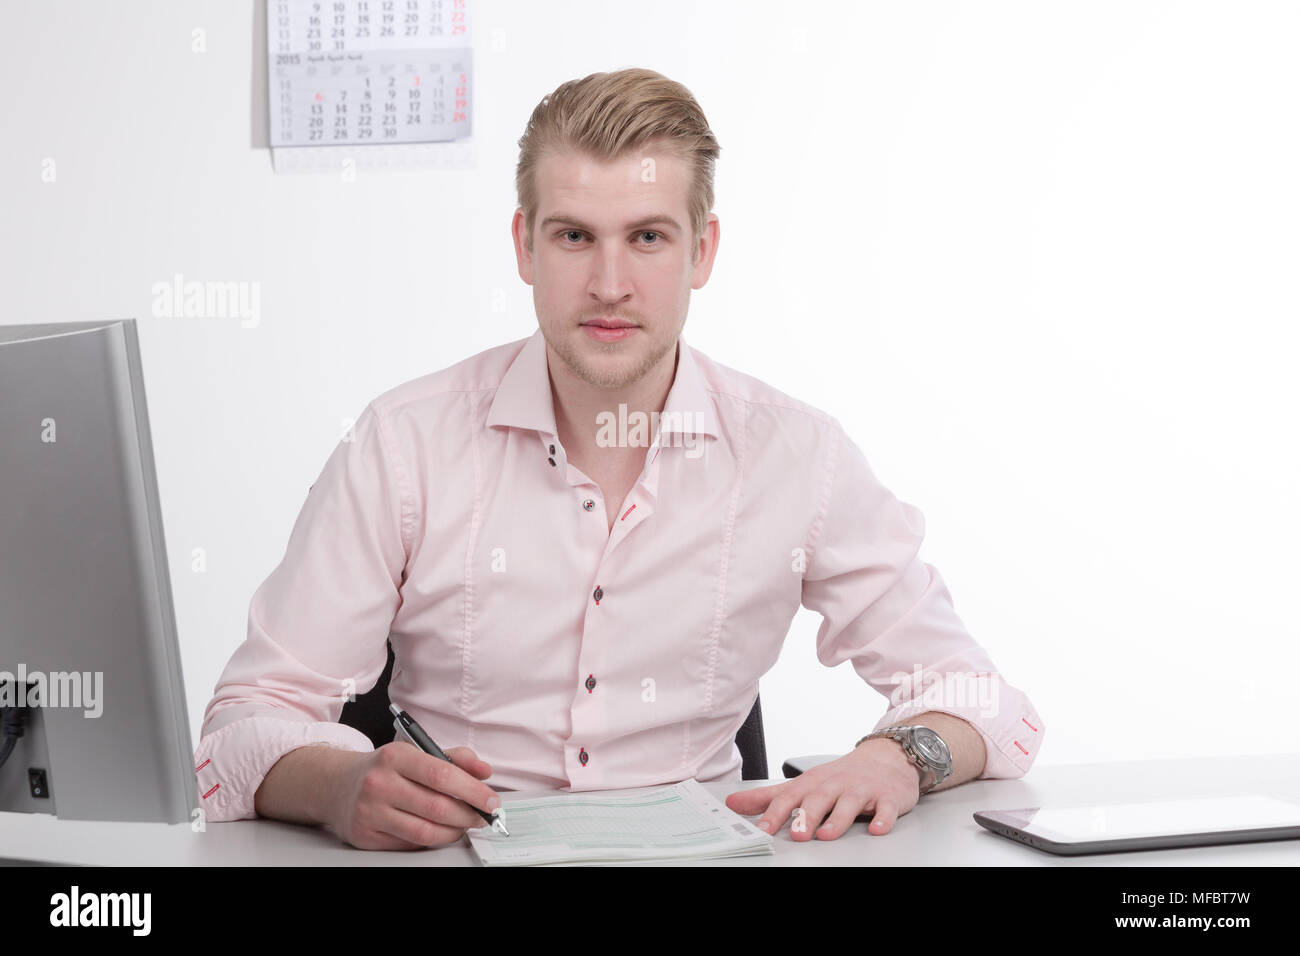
[581,319,639,342]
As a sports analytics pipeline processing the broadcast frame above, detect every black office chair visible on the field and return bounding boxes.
[340,639,771,780]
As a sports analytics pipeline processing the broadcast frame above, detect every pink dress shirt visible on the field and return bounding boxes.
[193,329,1044,821]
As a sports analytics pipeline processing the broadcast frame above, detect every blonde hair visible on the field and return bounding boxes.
[515,68,721,261]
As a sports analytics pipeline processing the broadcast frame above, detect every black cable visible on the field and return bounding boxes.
[0,698,30,772]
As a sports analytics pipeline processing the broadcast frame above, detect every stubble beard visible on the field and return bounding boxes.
[551,326,677,392]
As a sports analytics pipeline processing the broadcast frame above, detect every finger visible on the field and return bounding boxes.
[393,743,501,816]
[724,784,783,816]
[372,802,469,848]
[342,824,426,851]
[816,789,870,841]
[446,745,493,779]
[868,797,900,835]
[788,787,840,843]
[753,786,808,836]
[387,771,493,831]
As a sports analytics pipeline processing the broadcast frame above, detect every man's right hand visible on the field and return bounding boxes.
[254,741,501,850]
[322,741,501,850]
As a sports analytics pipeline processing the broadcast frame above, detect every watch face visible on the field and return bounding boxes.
[914,727,951,764]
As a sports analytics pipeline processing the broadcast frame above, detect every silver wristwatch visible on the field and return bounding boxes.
[856,724,953,794]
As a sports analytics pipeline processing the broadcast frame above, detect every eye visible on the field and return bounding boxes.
[560,230,585,244]
[639,231,660,244]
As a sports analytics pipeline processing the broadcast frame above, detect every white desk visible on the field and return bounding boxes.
[3,754,1299,866]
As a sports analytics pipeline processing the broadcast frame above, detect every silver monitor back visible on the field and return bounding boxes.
[0,319,196,823]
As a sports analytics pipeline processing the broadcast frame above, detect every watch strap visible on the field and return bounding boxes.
[857,724,944,794]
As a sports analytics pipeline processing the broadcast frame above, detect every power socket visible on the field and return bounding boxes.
[29,768,50,799]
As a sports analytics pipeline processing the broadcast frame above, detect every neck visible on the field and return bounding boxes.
[548,340,680,460]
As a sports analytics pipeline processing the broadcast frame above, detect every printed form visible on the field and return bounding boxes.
[466,778,775,866]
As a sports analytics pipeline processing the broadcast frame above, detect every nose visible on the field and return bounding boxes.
[586,239,635,306]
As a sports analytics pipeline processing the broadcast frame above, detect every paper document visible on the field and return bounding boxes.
[466,778,774,866]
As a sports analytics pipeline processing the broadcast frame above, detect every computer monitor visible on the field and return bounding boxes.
[0,319,197,824]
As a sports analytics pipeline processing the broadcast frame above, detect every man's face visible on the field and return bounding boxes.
[513,141,719,392]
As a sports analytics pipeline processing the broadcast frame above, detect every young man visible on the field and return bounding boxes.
[194,68,1044,850]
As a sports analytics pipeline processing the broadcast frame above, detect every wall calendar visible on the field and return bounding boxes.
[267,0,473,165]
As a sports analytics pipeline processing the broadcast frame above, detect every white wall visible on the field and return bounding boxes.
[5,0,1297,772]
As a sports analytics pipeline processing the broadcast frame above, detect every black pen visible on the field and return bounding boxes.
[388,703,509,835]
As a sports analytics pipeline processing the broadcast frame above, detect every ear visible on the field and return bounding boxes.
[512,207,534,285]
[690,213,721,290]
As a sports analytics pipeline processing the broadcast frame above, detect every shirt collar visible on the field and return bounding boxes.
[485,328,718,441]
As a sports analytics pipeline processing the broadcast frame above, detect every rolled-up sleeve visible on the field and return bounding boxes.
[193,400,413,821]
[800,419,1044,779]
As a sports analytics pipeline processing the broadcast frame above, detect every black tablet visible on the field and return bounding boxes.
[974,793,1300,855]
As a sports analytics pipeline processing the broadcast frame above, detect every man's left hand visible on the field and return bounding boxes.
[724,739,923,840]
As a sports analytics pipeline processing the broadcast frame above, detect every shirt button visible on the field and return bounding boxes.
[585,674,596,693]
[582,498,595,511]
[548,456,556,466]
[549,444,556,455]
[578,747,589,766]
[592,585,603,604]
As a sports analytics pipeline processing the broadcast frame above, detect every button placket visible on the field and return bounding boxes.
[604,484,654,552]
[567,434,673,787]
[600,435,666,556]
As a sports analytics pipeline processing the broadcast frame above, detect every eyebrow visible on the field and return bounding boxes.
[539,213,683,234]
